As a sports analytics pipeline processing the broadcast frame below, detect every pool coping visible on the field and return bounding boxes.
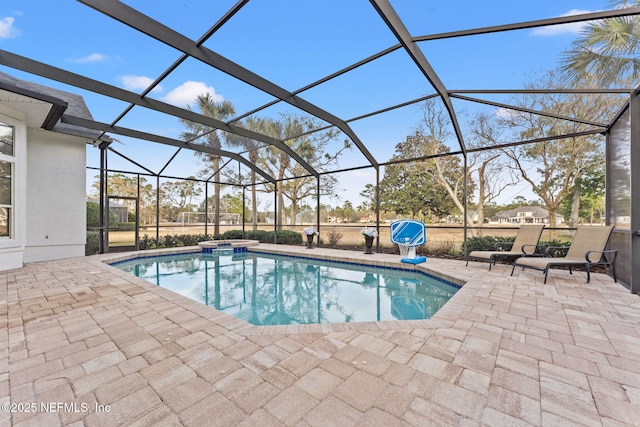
[95,243,473,336]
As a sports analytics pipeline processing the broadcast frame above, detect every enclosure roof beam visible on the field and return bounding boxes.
[451,94,609,128]
[78,0,379,170]
[287,94,442,142]
[370,0,467,156]
[236,7,640,127]
[450,88,634,94]
[379,129,605,167]
[107,147,157,176]
[414,7,640,42]
[105,0,250,140]
[0,49,316,177]
[229,44,402,125]
[465,129,606,154]
[61,114,277,184]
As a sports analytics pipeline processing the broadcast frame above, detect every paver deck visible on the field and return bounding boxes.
[2,244,640,426]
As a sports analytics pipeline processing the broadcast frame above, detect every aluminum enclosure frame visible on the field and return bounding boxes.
[1,1,639,289]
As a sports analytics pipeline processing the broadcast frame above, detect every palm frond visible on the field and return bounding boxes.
[560,9,640,86]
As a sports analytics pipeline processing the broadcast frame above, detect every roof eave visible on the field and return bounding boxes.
[0,79,68,130]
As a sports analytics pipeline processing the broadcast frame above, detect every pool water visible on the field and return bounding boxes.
[112,251,460,326]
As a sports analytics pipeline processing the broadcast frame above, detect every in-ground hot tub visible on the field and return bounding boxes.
[197,239,260,253]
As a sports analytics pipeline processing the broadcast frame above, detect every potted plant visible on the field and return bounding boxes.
[361,226,379,254]
[303,226,319,249]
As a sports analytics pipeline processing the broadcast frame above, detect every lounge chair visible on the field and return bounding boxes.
[511,225,617,284]
[466,224,545,271]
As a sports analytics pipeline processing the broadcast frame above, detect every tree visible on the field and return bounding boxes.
[416,101,476,224]
[358,184,378,212]
[466,111,519,227]
[379,133,465,221]
[180,94,235,236]
[224,116,269,230]
[380,159,454,220]
[340,200,356,223]
[380,100,473,223]
[559,168,605,225]
[561,0,640,86]
[86,201,118,228]
[493,72,615,236]
[256,113,350,228]
[90,173,155,224]
[159,178,202,221]
[512,196,530,206]
[220,192,249,218]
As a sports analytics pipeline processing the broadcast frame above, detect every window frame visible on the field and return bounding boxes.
[0,112,25,246]
[0,122,15,239]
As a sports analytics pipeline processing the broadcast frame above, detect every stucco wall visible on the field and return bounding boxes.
[24,128,86,263]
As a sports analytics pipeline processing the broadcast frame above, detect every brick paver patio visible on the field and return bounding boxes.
[1,244,640,426]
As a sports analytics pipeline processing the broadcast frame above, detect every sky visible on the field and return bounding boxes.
[0,0,623,211]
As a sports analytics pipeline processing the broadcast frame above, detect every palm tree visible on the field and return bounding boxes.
[244,115,304,230]
[255,114,348,228]
[180,94,235,236]
[226,116,273,231]
[264,118,296,230]
[561,0,640,86]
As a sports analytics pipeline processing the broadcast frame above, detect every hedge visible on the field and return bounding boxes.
[138,230,303,250]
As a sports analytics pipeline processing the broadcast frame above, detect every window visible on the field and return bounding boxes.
[0,164,10,237]
[0,122,14,156]
[0,121,14,238]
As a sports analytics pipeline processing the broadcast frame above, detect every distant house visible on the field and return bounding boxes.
[87,198,128,223]
[1,71,103,271]
[444,210,479,224]
[489,206,564,225]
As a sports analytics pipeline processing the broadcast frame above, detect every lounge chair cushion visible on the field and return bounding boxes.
[515,256,587,270]
[469,249,530,259]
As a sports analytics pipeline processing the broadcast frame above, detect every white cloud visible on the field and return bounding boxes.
[494,107,518,119]
[119,75,163,92]
[71,53,108,63]
[0,17,18,38]
[531,9,595,36]
[350,169,374,179]
[162,81,224,107]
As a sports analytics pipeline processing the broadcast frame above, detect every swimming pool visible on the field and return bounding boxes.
[112,251,460,326]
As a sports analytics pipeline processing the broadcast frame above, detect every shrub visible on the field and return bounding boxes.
[138,230,303,249]
[86,202,100,228]
[86,231,100,255]
[428,240,456,256]
[326,227,343,247]
[221,229,302,245]
[245,230,270,241]
[139,234,154,250]
[462,235,571,257]
[86,201,119,228]
[539,238,571,257]
[138,233,214,250]
[463,235,515,253]
[113,222,136,231]
[275,230,303,245]
[221,230,244,240]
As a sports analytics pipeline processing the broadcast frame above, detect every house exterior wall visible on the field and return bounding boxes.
[488,207,565,225]
[490,216,552,224]
[24,128,86,263]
